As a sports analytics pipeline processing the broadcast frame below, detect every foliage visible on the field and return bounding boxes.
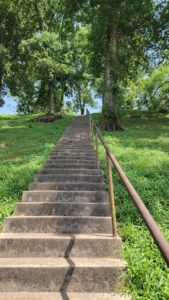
[93,111,169,299]
[0,113,73,227]
[125,63,169,112]
[72,82,96,115]
[0,0,168,120]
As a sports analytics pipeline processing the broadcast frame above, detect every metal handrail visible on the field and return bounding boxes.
[86,109,169,267]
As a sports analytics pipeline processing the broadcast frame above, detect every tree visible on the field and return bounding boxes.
[125,63,169,112]
[72,82,96,115]
[0,0,39,107]
[8,2,92,115]
[19,31,73,114]
[88,0,156,130]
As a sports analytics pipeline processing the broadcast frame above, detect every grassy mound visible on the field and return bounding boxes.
[0,113,73,227]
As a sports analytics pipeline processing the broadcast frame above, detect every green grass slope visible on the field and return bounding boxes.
[93,111,169,300]
[0,114,73,227]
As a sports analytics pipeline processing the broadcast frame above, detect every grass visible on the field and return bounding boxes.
[93,111,169,300]
[0,113,73,227]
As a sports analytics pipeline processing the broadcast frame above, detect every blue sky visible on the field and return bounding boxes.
[0,96,102,115]
[0,96,17,114]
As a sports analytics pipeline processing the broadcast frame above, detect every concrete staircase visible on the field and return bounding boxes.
[0,116,128,299]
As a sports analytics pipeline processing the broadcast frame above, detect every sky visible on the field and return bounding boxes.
[0,96,17,114]
[0,95,102,115]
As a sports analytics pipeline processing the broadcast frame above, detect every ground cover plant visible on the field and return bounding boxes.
[0,114,73,228]
[93,111,169,300]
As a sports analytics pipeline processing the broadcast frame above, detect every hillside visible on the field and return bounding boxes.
[93,111,169,299]
[0,111,169,299]
[0,114,73,227]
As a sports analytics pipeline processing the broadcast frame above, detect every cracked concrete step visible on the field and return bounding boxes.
[0,233,121,258]
[29,182,105,191]
[22,191,108,203]
[44,163,98,169]
[0,292,130,300]
[39,169,102,176]
[35,175,103,183]
[15,202,110,216]
[0,257,127,292]
[3,216,112,234]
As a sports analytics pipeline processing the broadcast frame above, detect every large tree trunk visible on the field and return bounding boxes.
[0,75,5,106]
[80,106,85,115]
[102,28,123,131]
[48,81,55,114]
[77,86,85,115]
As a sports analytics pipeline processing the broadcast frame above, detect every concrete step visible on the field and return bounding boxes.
[50,153,96,157]
[39,169,102,176]
[15,202,110,216]
[49,155,96,160]
[35,175,103,183]
[0,292,130,300]
[46,159,97,164]
[0,257,126,292]
[56,142,93,150]
[3,216,112,234]
[54,145,94,153]
[44,163,98,169]
[22,191,108,203]
[0,233,121,258]
[29,182,106,191]
[52,151,96,155]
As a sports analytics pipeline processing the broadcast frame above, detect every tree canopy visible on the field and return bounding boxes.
[0,0,168,127]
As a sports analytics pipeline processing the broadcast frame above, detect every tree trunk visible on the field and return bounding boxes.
[77,86,85,115]
[48,81,55,114]
[102,28,123,131]
[0,75,5,106]
[0,76,3,97]
[80,106,85,115]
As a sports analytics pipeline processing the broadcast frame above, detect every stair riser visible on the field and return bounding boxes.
[54,145,94,148]
[35,175,103,183]
[51,151,96,157]
[22,191,108,203]
[0,237,121,258]
[44,164,98,169]
[52,151,96,155]
[39,169,102,176]
[46,159,97,164]
[15,203,110,216]
[29,183,105,191]
[3,217,112,234]
[49,156,96,160]
[0,266,125,292]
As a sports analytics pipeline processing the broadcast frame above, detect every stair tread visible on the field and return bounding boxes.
[0,257,126,268]
[0,233,119,239]
[16,202,108,205]
[5,216,111,219]
[0,292,130,300]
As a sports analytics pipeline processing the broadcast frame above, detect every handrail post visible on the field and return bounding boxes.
[95,132,99,166]
[106,154,117,236]
[89,116,92,136]
[91,122,94,145]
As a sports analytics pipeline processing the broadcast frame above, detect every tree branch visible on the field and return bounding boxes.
[154,81,169,96]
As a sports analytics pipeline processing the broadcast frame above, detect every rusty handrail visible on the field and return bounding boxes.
[87,109,169,267]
